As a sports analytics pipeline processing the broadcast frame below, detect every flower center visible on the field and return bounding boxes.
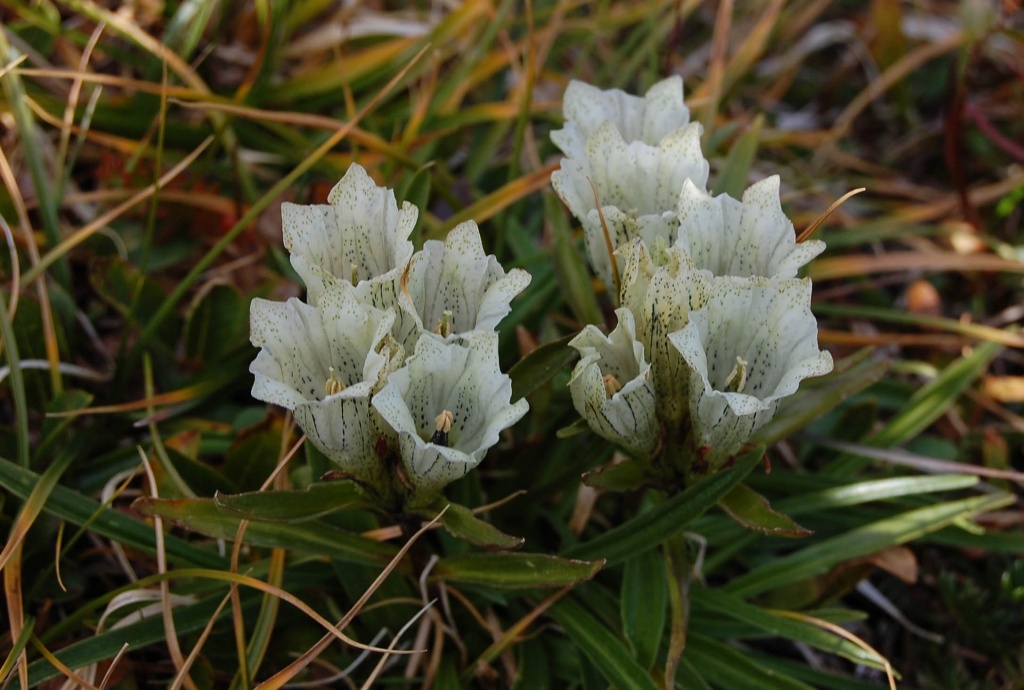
[603,373,623,397]
[430,409,454,447]
[722,356,749,394]
[433,310,454,338]
[325,367,346,395]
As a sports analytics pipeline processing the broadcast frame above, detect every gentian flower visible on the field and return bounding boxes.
[617,238,713,422]
[551,121,708,296]
[568,308,658,458]
[551,76,692,161]
[393,220,531,353]
[249,285,399,488]
[371,332,529,503]
[675,176,826,279]
[281,163,416,304]
[667,277,833,474]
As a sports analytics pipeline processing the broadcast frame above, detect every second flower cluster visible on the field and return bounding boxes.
[551,77,833,480]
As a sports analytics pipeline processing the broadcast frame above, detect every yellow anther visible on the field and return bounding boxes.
[722,356,749,394]
[325,367,346,395]
[603,374,623,397]
[433,310,454,338]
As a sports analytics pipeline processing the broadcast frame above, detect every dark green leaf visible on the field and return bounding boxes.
[0,455,224,569]
[621,547,666,670]
[431,552,602,588]
[719,483,812,538]
[548,596,660,690]
[564,446,764,564]
[434,502,525,550]
[214,480,371,523]
[133,496,399,568]
[509,332,577,401]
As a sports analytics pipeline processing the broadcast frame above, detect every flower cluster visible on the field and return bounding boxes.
[250,165,529,507]
[552,77,833,481]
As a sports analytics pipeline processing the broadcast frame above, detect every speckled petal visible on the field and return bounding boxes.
[617,239,714,422]
[249,286,396,483]
[568,308,658,457]
[551,76,691,160]
[396,221,531,352]
[552,121,708,296]
[281,164,416,303]
[675,176,826,279]
[371,332,528,502]
[668,276,833,469]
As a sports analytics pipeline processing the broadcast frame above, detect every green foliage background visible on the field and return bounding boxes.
[1,1,1023,688]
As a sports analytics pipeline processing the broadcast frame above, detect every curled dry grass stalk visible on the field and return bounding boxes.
[0,1,1023,688]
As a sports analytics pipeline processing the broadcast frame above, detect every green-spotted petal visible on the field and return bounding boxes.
[282,164,416,304]
[371,333,529,503]
[568,308,658,457]
[667,277,833,471]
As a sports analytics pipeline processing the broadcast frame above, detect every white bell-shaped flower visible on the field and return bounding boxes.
[281,163,416,304]
[617,238,713,422]
[675,176,826,279]
[667,277,833,473]
[394,220,532,353]
[568,308,658,457]
[552,121,708,295]
[371,332,529,502]
[551,76,691,161]
[249,285,398,487]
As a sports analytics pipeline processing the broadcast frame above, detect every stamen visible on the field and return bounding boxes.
[433,310,454,338]
[430,409,454,446]
[722,356,749,393]
[603,374,623,397]
[350,263,360,286]
[325,367,346,395]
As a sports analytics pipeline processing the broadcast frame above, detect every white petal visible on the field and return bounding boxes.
[551,76,691,159]
[552,122,708,296]
[568,308,658,456]
[281,164,416,303]
[397,221,531,352]
[676,176,825,279]
[617,240,714,422]
[668,277,833,469]
[249,287,397,483]
[371,333,528,501]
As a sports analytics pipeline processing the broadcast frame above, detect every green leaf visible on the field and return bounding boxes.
[564,445,764,565]
[693,587,888,669]
[183,282,248,363]
[719,483,812,538]
[431,552,602,588]
[724,491,1014,597]
[213,480,372,523]
[581,456,649,491]
[133,496,399,568]
[509,332,577,401]
[396,163,432,247]
[621,547,666,670]
[712,114,763,198]
[832,340,1001,474]
[27,592,239,686]
[685,634,815,690]
[547,192,604,325]
[433,502,524,550]
[0,455,225,569]
[548,597,660,690]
